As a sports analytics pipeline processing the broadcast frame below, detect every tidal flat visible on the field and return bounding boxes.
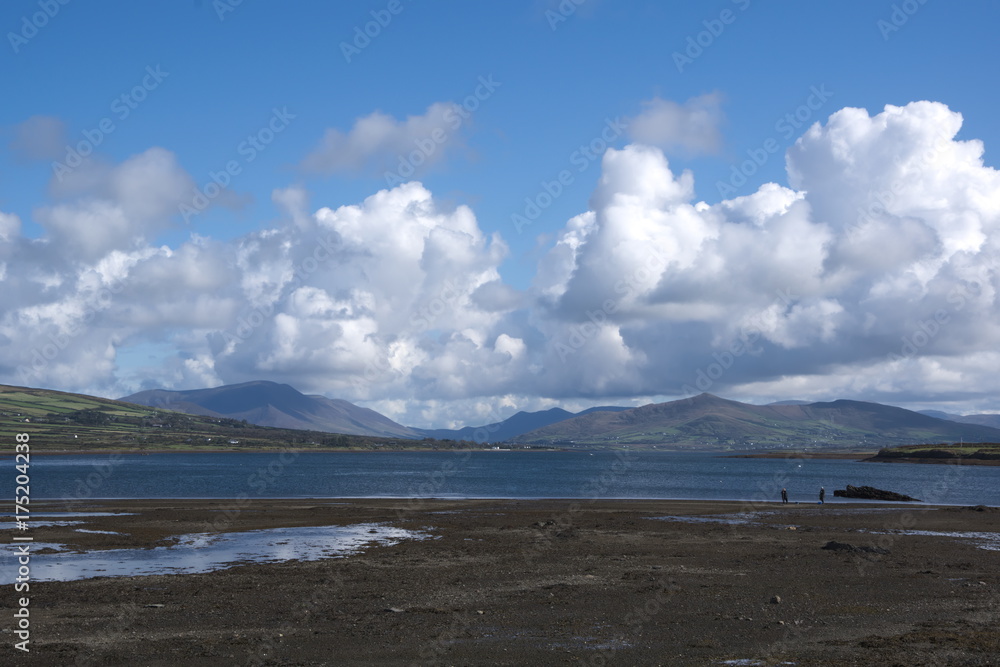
[6,498,999,665]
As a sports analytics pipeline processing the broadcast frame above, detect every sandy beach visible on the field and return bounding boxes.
[6,498,1000,666]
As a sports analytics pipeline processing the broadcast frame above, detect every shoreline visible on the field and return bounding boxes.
[30,495,988,507]
[864,455,1000,466]
[725,451,875,460]
[15,498,1000,664]
[8,447,879,457]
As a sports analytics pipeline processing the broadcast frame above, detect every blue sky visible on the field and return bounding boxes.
[3,0,1000,427]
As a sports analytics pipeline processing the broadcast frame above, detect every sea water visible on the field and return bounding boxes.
[3,451,997,506]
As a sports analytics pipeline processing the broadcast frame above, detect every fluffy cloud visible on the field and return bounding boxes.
[529,101,999,406]
[2,100,999,427]
[625,93,725,155]
[37,147,197,261]
[300,102,469,179]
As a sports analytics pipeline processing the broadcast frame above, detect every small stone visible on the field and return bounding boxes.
[386,607,405,613]
[770,595,781,604]
[143,604,165,608]
[476,610,484,614]
[778,620,786,626]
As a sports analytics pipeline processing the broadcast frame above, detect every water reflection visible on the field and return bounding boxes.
[1,523,427,583]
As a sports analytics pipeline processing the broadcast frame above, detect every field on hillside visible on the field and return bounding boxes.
[0,385,470,452]
[869,442,1000,464]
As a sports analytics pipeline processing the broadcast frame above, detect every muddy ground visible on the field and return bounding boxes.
[4,499,999,666]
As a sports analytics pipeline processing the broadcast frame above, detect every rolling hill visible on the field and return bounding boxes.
[120,381,419,438]
[0,384,449,451]
[8,381,998,453]
[513,393,1000,450]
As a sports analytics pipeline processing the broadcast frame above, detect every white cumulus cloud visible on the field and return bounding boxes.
[2,100,999,427]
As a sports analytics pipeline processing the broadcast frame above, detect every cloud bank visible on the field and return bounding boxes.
[2,101,998,427]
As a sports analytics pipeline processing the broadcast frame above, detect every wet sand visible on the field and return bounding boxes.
[6,498,1000,666]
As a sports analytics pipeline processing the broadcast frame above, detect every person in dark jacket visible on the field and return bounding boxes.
[819,487,825,503]
[781,488,788,504]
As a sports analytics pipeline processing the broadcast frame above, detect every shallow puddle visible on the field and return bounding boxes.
[4,512,134,530]
[1,523,428,583]
[872,528,1000,551]
[650,513,762,526]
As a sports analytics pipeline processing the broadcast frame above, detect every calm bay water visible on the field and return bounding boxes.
[6,451,999,506]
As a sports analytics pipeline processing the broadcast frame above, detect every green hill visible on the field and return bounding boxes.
[0,384,465,452]
[514,393,1000,450]
[120,380,420,439]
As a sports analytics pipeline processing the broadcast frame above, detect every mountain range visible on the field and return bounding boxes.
[511,393,1000,449]
[120,381,628,442]
[416,405,631,442]
[121,381,420,439]
[118,381,1000,450]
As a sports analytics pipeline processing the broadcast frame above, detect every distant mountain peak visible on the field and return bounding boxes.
[121,381,418,439]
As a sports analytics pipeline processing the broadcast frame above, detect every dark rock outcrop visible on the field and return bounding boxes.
[832,485,920,502]
[821,540,890,555]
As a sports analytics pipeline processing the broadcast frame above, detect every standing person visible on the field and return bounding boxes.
[819,487,825,504]
[781,488,788,504]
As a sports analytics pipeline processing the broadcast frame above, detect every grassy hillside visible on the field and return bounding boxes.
[514,394,1000,450]
[0,385,471,452]
[121,381,420,438]
[867,442,1000,465]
